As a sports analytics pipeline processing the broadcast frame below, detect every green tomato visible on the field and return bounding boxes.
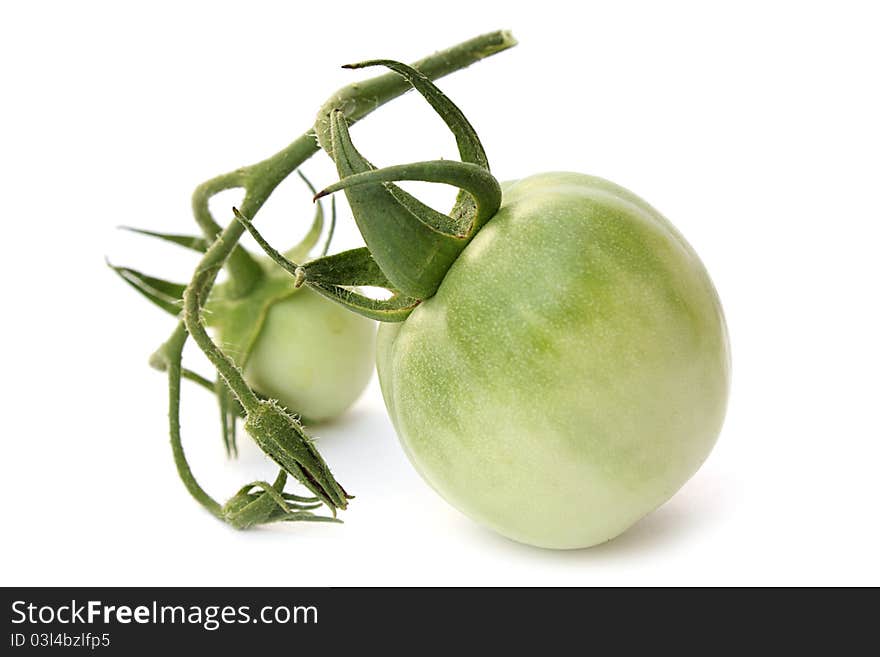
[212,264,376,424]
[245,286,376,423]
[377,172,730,549]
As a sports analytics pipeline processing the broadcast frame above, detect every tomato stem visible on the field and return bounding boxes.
[154,30,517,527]
[316,58,503,300]
[157,324,225,521]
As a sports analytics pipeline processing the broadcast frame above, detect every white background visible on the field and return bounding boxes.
[2,1,878,586]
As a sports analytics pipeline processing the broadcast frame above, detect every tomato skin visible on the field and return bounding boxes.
[243,286,376,423]
[377,172,730,549]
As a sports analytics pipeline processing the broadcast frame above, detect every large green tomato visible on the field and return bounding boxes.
[377,172,730,549]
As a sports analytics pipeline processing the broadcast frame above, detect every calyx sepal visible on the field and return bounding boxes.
[317,59,503,300]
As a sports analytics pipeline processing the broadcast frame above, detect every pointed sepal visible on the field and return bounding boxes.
[107,261,185,316]
[233,209,420,321]
[118,226,209,253]
[327,111,501,299]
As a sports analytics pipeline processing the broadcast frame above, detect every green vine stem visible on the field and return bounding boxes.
[311,58,503,300]
[194,29,516,300]
[182,214,347,510]
[183,221,262,412]
[156,30,517,525]
[157,323,224,520]
[153,325,338,527]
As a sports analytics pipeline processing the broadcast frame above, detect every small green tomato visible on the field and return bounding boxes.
[212,261,376,423]
[244,285,376,422]
[377,172,730,549]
